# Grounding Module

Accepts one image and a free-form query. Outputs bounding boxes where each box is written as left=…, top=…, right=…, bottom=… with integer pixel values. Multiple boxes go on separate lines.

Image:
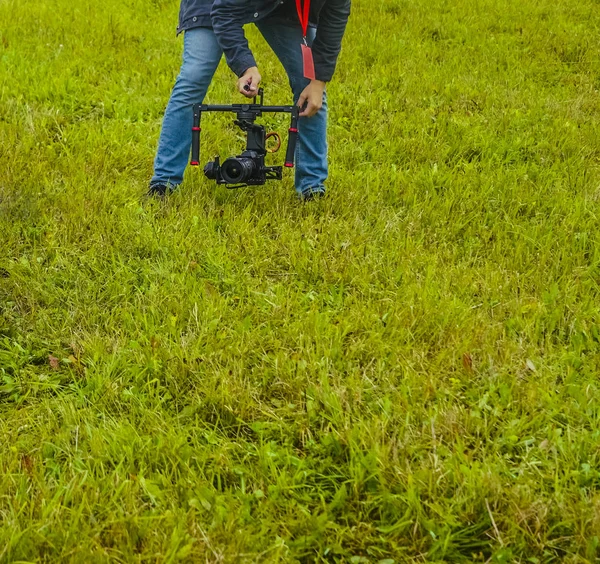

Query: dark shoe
left=299, top=187, right=326, bottom=202
left=147, top=184, right=171, bottom=198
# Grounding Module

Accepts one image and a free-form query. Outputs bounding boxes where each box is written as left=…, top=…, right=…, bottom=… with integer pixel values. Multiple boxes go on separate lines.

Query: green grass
left=2, top=0, right=600, bottom=561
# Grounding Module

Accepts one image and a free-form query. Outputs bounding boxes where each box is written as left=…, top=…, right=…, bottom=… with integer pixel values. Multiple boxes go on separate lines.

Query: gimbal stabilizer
left=190, top=88, right=299, bottom=188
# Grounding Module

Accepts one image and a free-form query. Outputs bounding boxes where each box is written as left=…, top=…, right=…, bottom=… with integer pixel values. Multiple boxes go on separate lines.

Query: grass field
left=2, top=0, right=600, bottom=561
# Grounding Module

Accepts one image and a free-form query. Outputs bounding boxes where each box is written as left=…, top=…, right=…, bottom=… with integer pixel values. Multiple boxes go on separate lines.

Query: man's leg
left=255, top=21, right=328, bottom=198
left=151, top=27, right=222, bottom=191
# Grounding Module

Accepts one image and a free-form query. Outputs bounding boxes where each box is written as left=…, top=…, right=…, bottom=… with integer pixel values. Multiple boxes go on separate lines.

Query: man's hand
left=298, top=80, right=326, bottom=117
left=238, top=66, right=262, bottom=97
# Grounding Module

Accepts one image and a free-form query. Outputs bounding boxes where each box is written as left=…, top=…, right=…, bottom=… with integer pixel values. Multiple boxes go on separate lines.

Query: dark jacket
left=178, top=0, right=212, bottom=33
left=211, top=0, right=351, bottom=82
left=177, top=0, right=310, bottom=34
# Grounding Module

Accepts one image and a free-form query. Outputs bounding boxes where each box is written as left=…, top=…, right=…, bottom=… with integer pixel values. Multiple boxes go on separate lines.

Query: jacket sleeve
left=211, top=0, right=257, bottom=77
left=312, top=0, right=351, bottom=82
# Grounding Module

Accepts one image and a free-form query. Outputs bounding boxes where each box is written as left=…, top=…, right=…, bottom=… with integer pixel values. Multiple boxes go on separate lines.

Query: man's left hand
left=298, top=80, right=326, bottom=117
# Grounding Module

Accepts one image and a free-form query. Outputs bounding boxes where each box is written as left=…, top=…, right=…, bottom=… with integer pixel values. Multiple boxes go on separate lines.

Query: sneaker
left=147, top=184, right=171, bottom=198
left=299, top=187, right=326, bottom=201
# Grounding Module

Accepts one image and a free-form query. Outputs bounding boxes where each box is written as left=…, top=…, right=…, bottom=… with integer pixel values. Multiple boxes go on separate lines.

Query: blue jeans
left=151, top=24, right=328, bottom=196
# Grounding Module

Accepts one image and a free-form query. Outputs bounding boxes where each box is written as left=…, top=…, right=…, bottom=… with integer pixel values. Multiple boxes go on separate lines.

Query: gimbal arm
left=284, top=107, right=299, bottom=168
left=190, top=101, right=300, bottom=168
left=191, top=105, right=202, bottom=166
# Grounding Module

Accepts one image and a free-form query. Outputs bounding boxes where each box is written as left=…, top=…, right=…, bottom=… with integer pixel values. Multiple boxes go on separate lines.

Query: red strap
left=295, top=0, right=310, bottom=38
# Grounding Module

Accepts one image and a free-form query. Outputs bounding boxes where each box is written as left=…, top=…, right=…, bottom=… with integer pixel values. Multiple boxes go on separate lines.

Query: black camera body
left=204, top=152, right=281, bottom=186
left=191, top=89, right=299, bottom=189
left=203, top=121, right=282, bottom=186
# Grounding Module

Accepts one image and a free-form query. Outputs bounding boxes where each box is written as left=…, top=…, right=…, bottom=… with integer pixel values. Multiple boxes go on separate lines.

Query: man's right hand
left=238, top=67, right=262, bottom=97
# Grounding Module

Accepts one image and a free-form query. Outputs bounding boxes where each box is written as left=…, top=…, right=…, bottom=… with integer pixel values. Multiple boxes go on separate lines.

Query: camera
left=190, top=88, right=299, bottom=189
left=203, top=153, right=276, bottom=186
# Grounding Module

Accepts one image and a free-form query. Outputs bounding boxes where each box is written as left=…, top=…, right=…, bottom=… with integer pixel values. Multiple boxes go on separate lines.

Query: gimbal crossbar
left=190, top=89, right=300, bottom=188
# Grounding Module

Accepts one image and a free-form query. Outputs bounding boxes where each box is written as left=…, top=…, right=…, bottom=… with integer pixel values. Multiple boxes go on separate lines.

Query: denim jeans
left=151, top=23, right=328, bottom=196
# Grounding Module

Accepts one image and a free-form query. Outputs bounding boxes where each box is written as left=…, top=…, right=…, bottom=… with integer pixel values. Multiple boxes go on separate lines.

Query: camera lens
left=221, top=157, right=255, bottom=184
